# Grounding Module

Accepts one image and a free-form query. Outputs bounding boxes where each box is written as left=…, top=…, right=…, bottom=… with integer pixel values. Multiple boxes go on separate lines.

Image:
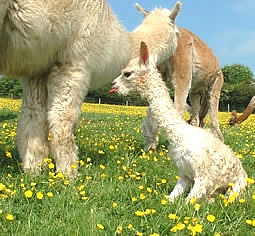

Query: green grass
left=0, top=107, right=254, bottom=236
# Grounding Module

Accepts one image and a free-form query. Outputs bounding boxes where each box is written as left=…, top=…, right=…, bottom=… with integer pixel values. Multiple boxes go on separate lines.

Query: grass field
left=0, top=98, right=254, bottom=235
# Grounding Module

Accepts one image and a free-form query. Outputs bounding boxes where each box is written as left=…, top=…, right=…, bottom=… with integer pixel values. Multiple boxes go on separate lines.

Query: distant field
left=0, top=98, right=254, bottom=235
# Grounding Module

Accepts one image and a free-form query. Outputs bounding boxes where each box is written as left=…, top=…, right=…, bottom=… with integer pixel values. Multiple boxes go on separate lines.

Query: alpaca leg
left=198, top=95, right=209, bottom=127
left=189, top=92, right=201, bottom=126
left=208, top=73, right=224, bottom=141
left=231, top=174, right=248, bottom=195
left=168, top=175, right=192, bottom=201
left=142, top=106, right=159, bottom=152
left=174, top=88, right=190, bottom=118
left=47, top=64, right=89, bottom=176
left=16, top=78, right=49, bottom=173
left=186, top=178, right=213, bottom=202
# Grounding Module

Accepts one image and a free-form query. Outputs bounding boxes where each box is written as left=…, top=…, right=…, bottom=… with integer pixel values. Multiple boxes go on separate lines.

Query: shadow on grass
left=0, top=109, right=19, bottom=122
left=0, top=148, right=22, bottom=176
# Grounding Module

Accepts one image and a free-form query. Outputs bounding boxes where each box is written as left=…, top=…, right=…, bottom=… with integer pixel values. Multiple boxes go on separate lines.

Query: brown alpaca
left=229, top=96, right=255, bottom=126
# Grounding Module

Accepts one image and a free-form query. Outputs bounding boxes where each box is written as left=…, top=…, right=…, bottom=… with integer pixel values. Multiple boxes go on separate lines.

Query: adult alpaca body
left=229, top=96, right=255, bottom=126
left=111, top=42, right=247, bottom=201
left=0, top=0, right=181, bottom=175
left=136, top=4, right=224, bottom=151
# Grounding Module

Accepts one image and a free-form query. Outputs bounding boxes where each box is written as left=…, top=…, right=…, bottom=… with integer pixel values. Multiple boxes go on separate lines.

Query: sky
left=108, top=0, right=255, bottom=76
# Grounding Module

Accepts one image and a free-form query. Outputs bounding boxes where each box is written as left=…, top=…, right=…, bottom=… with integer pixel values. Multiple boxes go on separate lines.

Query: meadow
left=0, top=98, right=254, bottom=235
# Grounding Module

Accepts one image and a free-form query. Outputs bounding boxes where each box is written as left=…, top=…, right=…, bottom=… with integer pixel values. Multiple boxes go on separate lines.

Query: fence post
left=126, top=101, right=128, bottom=106
left=227, top=104, right=230, bottom=112
left=99, top=98, right=101, bottom=104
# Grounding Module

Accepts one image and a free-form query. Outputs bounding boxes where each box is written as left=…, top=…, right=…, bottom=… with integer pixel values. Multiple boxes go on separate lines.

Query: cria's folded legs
left=16, top=78, right=49, bottom=173
left=47, top=64, right=89, bottom=176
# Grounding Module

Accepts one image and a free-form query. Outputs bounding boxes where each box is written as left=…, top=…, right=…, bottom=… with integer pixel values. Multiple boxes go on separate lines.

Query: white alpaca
left=0, top=0, right=181, bottom=176
left=111, top=42, right=248, bottom=201
left=136, top=4, right=224, bottom=151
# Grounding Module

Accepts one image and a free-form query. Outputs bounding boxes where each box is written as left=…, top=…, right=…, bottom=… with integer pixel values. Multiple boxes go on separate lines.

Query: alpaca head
left=135, top=1, right=182, bottom=38
left=110, top=42, right=159, bottom=96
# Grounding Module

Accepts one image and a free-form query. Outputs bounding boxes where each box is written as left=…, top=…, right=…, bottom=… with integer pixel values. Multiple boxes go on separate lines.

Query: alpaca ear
left=139, top=41, right=149, bottom=66
left=169, top=1, right=182, bottom=21
left=135, top=3, right=149, bottom=17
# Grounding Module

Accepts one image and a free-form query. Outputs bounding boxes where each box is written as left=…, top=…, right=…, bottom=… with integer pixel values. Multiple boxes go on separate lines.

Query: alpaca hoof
left=144, top=143, right=157, bottom=152
left=166, top=195, right=175, bottom=203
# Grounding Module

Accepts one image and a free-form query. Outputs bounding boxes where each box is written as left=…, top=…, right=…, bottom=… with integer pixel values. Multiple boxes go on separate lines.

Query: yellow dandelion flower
left=161, top=179, right=167, bottom=184
left=176, top=222, right=185, bottom=230
left=24, top=190, right=33, bottom=198
left=147, top=188, right=152, bottom=193
left=47, top=192, right=53, bottom=197
left=246, top=219, right=252, bottom=225
left=112, top=203, right=118, bottom=208
left=56, top=172, right=64, bottom=178
left=228, top=183, right=234, bottom=187
left=193, top=224, right=203, bottom=233
left=109, top=145, right=114, bottom=150
left=175, top=176, right=181, bottom=180
left=246, top=178, right=255, bottom=184
left=168, top=214, right=179, bottom=220
left=0, top=183, right=6, bottom=191
left=135, top=210, right=144, bottom=217
left=128, top=224, right=133, bottom=229
left=48, top=163, right=54, bottom=169
left=97, top=224, right=104, bottom=230
left=30, top=182, right=36, bottom=187
left=138, top=185, right=144, bottom=190
left=132, top=197, right=137, bottom=202
left=86, top=176, right=92, bottom=180
left=136, top=232, right=143, bottom=236
left=190, top=197, right=196, bottom=204
left=36, top=192, right=43, bottom=200
left=144, top=209, right=151, bottom=215
left=80, top=191, right=86, bottom=196
left=161, top=199, right=167, bottom=205
left=116, top=226, right=122, bottom=234
left=239, top=199, right=245, bottom=203
left=253, top=194, right=255, bottom=200
left=98, top=150, right=104, bottom=155
left=100, top=165, right=105, bottom=170
left=6, top=214, right=14, bottom=221
left=139, top=193, right=145, bottom=200
left=151, top=209, right=156, bottom=214
left=194, top=203, right=200, bottom=211
left=71, top=164, right=77, bottom=169
left=170, top=226, right=178, bottom=233
left=207, top=214, right=216, bottom=222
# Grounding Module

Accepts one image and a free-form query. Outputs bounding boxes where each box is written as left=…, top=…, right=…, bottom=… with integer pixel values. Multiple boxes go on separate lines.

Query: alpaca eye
left=124, top=71, right=132, bottom=78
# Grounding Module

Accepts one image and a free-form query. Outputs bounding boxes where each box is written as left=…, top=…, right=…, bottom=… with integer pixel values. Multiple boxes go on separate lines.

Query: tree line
left=0, top=64, right=254, bottom=112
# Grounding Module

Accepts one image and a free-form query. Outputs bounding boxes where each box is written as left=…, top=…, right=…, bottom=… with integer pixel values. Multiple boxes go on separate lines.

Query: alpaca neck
left=142, top=71, right=185, bottom=135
